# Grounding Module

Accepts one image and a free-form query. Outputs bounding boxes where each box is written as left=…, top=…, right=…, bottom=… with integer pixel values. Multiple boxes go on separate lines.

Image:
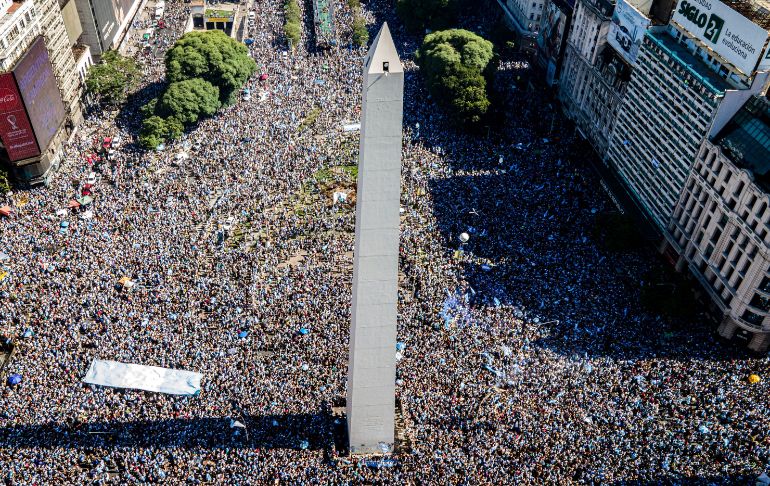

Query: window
left=742, top=309, right=765, bottom=326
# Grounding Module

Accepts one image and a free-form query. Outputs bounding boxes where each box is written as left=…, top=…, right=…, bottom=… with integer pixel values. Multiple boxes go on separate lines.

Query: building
left=559, top=0, right=673, bottom=155
left=605, top=1, right=770, bottom=231
left=190, top=2, right=236, bottom=36
left=665, top=96, right=770, bottom=352
left=497, top=0, right=546, bottom=51
left=34, top=0, right=86, bottom=126
left=73, top=0, right=142, bottom=57
left=535, top=0, right=573, bottom=85
left=0, top=0, right=40, bottom=71
left=0, top=0, right=89, bottom=184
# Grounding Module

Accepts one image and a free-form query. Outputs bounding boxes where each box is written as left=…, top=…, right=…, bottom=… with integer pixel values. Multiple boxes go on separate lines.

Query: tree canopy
left=84, top=51, right=140, bottom=106
left=139, top=116, right=184, bottom=149
left=396, top=0, right=458, bottom=32
left=157, top=79, right=221, bottom=124
left=165, top=30, right=256, bottom=104
left=415, top=29, right=495, bottom=124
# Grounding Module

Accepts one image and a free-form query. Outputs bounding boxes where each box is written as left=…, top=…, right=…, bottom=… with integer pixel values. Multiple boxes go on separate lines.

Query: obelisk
left=346, top=22, right=404, bottom=455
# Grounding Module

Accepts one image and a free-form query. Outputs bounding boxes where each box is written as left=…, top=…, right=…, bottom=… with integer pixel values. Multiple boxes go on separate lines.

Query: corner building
left=666, top=96, right=770, bottom=352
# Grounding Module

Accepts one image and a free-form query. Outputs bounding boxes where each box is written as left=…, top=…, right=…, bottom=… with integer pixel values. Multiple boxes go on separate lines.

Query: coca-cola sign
left=0, top=72, right=40, bottom=161
left=0, top=88, right=18, bottom=111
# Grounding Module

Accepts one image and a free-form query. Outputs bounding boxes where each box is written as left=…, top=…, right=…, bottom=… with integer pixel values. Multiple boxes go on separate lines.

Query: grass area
left=340, top=165, right=358, bottom=179
left=205, top=9, right=234, bottom=18
left=298, top=106, right=322, bottom=132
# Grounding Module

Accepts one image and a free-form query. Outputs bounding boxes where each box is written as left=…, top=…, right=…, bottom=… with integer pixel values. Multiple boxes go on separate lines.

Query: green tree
left=0, top=165, right=10, bottom=193
left=139, top=116, right=184, bottom=149
left=157, top=79, right=221, bottom=124
left=397, top=0, right=458, bottom=32
left=284, top=0, right=301, bottom=47
left=165, top=30, right=256, bottom=104
left=415, top=29, right=495, bottom=124
left=352, top=17, right=368, bottom=47
left=84, top=51, right=140, bottom=106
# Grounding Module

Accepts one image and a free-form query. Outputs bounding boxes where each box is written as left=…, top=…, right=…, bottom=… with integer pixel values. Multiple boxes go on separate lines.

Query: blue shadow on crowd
left=425, top=165, right=746, bottom=361
left=0, top=413, right=343, bottom=451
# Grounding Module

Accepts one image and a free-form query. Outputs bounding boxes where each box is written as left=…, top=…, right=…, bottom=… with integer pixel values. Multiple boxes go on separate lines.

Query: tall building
left=535, top=0, right=573, bottom=86
left=74, top=0, right=142, bottom=57
left=0, top=0, right=40, bottom=71
left=605, top=1, right=770, bottom=231
left=34, top=0, right=84, bottom=126
left=496, top=0, right=546, bottom=51
left=559, top=0, right=673, bottom=154
left=665, top=96, right=770, bottom=352
left=0, top=0, right=89, bottom=184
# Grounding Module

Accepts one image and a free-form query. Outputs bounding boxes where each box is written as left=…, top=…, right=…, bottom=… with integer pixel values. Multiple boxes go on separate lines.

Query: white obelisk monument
left=346, top=22, right=404, bottom=455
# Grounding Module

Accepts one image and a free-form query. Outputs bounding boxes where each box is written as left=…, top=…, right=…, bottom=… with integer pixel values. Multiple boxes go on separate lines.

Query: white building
left=0, top=0, right=41, bottom=71
left=497, top=0, right=545, bottom=51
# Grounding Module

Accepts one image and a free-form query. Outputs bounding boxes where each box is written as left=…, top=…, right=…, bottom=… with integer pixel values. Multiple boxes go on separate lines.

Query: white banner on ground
left=83, top=359, right=202, bottom=396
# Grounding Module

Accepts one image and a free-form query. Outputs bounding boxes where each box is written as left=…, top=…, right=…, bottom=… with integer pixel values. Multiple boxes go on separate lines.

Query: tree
left=84, top=51, right=139, bottom=106
left=139, top=116, right=183, bottom=149
left=0, top=166, right=10, bottom=193
left=284, top=0, right=301, bottom=47
left=415, top=29, right=495, bottom=125
left=157, top=79, right=221, bottom=124
left=397, top=0, right=458, bottom=32
left=165, top=30, right=257, bottom=104
left=352, top=16, right=368, bottom=47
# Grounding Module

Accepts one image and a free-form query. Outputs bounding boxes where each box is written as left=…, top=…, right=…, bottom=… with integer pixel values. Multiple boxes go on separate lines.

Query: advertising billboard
left=536, top=1, right=567, bottom=83
left=672, top=0, right=768, bottom=74
left=13, top=37, right=66, bottom=154
left=608, top=0, right=650, bottom=64
left=0, top=73, right=40, bottom=161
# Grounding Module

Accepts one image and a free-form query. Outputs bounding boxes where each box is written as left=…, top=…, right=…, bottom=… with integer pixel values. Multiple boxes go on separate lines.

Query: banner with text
left=671, top=0, right=768, bottom=74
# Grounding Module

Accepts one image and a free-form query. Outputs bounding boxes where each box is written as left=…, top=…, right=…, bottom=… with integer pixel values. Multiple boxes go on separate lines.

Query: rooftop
left=646, top=29, right=732, bottom=95
left=714, top=96, right=770, bottom=191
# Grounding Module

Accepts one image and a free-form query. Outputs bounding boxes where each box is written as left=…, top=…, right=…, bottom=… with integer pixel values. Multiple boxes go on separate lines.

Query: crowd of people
left=0, top=0, right=768, bottom=483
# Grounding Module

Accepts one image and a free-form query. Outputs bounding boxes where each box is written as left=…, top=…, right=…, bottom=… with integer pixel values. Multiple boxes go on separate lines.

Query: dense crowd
left=0, top=0, right=768, bottom=483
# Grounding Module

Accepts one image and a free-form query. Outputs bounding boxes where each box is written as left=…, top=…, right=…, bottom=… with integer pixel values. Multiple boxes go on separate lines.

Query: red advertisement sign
left=0, top=72, right=39, bottom=161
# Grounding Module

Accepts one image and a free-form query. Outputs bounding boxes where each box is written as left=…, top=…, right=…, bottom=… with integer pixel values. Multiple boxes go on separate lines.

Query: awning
left=83, top=360, right=202, bottom=396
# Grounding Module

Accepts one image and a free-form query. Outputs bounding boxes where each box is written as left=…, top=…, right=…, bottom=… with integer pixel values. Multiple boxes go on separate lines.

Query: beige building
left=665, top=96, right=770, bottom=352
left=74, top=0, right=142, bottom=57
left=33, top=0, right=85, bottom=126
left=559, top=0, right=625, bottom=155
left=0, top=0, right=40, bottom=71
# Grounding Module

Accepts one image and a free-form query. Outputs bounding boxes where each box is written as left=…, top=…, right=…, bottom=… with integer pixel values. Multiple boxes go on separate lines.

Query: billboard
left=536, top=1, right=567, bottom=79
left=672, top=0, right=769, bottom=74
left=0, top=73, right=40, bottom=161
left=608, top=0, right=650, bottom=64
left=13, top=37, right=66, bottom=154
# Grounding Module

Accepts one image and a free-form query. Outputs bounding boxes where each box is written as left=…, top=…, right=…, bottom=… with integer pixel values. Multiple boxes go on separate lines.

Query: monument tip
left=366, top=23, right=403, bottom=75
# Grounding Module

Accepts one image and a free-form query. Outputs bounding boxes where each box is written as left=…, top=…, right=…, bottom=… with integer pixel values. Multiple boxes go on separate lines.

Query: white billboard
left=608, top=0, right=651, bottom=64
left=672, top=0, right=769, bottom=74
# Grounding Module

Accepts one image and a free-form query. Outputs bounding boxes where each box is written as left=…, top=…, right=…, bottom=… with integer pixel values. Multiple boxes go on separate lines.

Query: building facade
left=497, top=0, right=545, bottom=51
left=605, top=23, right=769, bottom=230
left=0, top=0, right=90, bottom=184
left=74, top=0, right=141, bottom=57
left=0, top=0, right=41, bottom=71
left=34, top=0, right=84, bottom=126
left=665, top=96, right=770, bottom=352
